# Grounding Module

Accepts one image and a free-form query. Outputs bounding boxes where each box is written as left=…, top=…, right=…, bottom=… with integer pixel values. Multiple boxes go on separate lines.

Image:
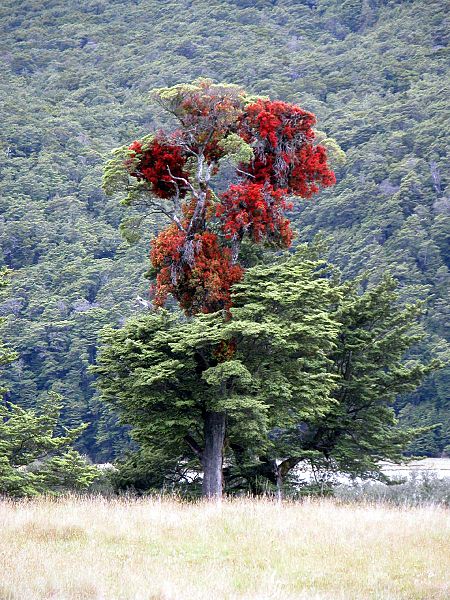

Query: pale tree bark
left=202, top=411, right=226, bottom=499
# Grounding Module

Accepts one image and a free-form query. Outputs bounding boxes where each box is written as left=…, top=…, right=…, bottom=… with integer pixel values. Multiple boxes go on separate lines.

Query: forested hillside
left=0, top=0, right=448, bottom=460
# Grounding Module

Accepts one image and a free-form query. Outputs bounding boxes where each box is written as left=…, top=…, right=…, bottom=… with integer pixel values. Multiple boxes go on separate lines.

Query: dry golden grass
left=0, top=496, right=448, bottom=600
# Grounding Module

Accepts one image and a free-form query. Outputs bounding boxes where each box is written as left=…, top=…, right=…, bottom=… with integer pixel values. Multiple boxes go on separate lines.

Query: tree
left=0, top=396, right=99, bottom=497
left=236, top=275, right=438, bottom=495
left=0, top=270, right=99, bottom=497
left=103, top=79, right=335, bottom=315
left=101, top=79, right=335, bottom=496
left=93, top=250, right=340, bottom=497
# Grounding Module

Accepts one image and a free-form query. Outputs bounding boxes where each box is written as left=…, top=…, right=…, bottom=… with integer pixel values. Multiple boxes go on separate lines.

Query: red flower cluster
left=240, top=99, right=336, bottom=197
left=150, top=227, right=243, bottom=315
left=243, top=99, right=316, bottom=149
left=123, top=89, right=336, bottom=316
left=128, top=137, right=190, bottom=199
left=218, top=182, right=293, bottom=247
left=290, top=144, right=336, bottom=198
left=149, top=224, right=186, bottom=307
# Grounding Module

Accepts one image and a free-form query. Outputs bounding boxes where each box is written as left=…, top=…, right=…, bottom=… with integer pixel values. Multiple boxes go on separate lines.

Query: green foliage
left=93, top=249, right=341, bottom=487
left=300, top=276, right=439, bottom=477
left=218, top=133, right=254, bottom=166
left=224, top=268, right=438, bottom=494
left=95, top=248, right=436, bottom=493
left=0, top=394, right=99, bottom=497
left=0, top=0, right=448, bottom=457
left=0, top=270, right=18, bottom=374
left=398, top=399, right=450, bottom=457
left=111, top=448, right=201, bottom=495
left=1, top=272, right=100, bottom=497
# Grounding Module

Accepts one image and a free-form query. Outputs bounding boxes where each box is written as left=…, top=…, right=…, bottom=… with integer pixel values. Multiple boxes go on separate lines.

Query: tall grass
left=0, top=496, right=448, bottom=599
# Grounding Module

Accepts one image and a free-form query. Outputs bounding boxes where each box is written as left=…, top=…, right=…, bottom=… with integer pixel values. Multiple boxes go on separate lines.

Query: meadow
left=0, top=496, right=448, bottom=600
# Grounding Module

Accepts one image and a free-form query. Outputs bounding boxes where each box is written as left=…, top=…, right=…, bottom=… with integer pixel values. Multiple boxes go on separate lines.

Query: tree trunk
left=202, top=411, right=226, bottom=499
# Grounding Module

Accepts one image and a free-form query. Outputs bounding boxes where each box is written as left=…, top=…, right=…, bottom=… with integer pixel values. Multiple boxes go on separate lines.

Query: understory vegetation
left=335, top=472, right=450, bottom=507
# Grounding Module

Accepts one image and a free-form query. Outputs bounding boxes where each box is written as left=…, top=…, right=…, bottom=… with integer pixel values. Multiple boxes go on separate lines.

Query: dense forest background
left=0, top=0, right=448, bottom=461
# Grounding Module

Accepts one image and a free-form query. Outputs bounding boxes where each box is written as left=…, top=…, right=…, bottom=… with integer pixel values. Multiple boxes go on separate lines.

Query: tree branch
left=184, top=435, right=203, bottom=460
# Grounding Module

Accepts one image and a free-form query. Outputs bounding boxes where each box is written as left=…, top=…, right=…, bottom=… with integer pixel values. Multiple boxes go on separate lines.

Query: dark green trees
left=93, top=252, right=340, bottom=497
left=0, top=396, right=99, bottom=497
left=316, top=277, right=436, bottom=475
left=0, top=271, right=99, bottom=497
left=1, top=0, right=448, bottom=459
left=94, top=249, right=435, bottom=496
left=243, top=275, right=438, bottom=494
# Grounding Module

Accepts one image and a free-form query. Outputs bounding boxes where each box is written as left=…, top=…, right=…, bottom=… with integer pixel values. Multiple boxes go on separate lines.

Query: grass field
left=0, top=496, right=448, bottom=600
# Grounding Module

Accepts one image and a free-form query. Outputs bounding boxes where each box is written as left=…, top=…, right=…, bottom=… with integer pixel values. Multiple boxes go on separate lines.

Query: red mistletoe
left=240, top=99, right=336, bottom=197
left=218, top=182, right=293, bottom=247
left=115, top=81, right=336, bottom=315
left=150, top=227, right=242, bottom=315
left=128, top=136, right=190, bottom=199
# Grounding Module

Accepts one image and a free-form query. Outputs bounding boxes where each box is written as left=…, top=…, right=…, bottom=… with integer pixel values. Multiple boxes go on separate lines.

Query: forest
left=0, top=0, right=448, bottom=480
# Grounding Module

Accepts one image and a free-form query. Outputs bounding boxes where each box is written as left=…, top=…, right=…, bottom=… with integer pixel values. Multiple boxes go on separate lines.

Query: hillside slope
left=0, top=0, right=448, bottom=458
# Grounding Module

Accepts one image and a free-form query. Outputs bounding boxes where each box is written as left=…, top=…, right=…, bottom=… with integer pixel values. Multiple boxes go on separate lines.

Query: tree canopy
left=95, top=249, right=435, bottom=497
left=103, top=79, right=335, bottom=315
left=94, top=250, right=341, bottom=496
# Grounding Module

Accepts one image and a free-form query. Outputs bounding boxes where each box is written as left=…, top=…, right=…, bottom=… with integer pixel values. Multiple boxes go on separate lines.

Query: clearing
left=0, top=496, right=448, bottom=600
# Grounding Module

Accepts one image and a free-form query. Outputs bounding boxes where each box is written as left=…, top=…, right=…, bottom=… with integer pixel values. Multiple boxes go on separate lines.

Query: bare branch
left=184, top=435, right=203, bottom=459
left=236, top=167, right=255, bottom=178
left=167, top=165, right=197, bottom=196
left=140, top=197, right=185, bottom=231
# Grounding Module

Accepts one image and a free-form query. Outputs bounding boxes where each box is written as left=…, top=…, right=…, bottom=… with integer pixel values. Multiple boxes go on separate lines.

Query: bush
left=334, top=472, right=450, bottom=507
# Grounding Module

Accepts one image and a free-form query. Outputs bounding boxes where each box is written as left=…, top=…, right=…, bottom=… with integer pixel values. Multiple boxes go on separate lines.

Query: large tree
left=235, top=275, right=437, bottom=495
left=101, top=80, right=335, bottom=497
left=93, top=251, right=340, bottom=497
